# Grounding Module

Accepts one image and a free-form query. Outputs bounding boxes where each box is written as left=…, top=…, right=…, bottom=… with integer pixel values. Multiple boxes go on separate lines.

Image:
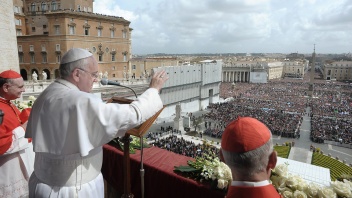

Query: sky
left=93, top=0, right=352, bottom=55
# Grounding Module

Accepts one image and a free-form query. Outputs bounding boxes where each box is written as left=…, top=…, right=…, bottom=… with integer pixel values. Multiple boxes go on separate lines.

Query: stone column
left=0, top=0, right=20, bottom=72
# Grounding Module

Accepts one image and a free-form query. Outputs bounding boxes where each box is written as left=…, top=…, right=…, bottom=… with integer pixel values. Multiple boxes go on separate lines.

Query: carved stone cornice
left=68, top=22, right=76, bottom=27
left=83, top=24, right=91, bottom=28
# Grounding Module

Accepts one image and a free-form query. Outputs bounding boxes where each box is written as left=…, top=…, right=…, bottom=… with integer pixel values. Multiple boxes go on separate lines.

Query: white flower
left=318, top=187, right=337, bottom=198
left=28, top=95, right=36, bottom=101
left=296, top=177, right=308, bottom=191
left=304, top=182, right=320, bottom=197
left=343, top=179, right=352, bottom=189
left=330, top=180, right=352, bottom=198
left=271, top=175, right=287, bottom=189
left=282, top=190, right=293, bottom=198
left=219, top=162, right=232, bottom=180
left=217, top=179, right=227, bottom=189
left=286, top=174, right=299, bottom=189
left=18, top=102, right=28, bottom=110
left=274, top=163, right=289, bottom=178
left=293, top=190, right=307, bottom=198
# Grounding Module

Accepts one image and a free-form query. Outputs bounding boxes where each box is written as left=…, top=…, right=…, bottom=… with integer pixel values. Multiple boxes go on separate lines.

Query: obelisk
left=308, top=45, right=316, bottom=97
left=173, top=103, right=184, bottom=134
left=0, top=0, right=20, bottom=72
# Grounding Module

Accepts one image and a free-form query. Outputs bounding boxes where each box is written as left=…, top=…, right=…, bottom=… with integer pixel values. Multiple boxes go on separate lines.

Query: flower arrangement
left=174, top=153, right=232, bottom=190
left=111, top=135, right=150, bottom=154
left=13, top=96, right=36, bottom=110
left=271, top=163, right=352, bottom=198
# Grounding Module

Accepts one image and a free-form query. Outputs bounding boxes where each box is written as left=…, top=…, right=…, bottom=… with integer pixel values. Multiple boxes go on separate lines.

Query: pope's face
left=77, top=57, right=99, bottom=93
left=6, top=78, right=25, bottom=100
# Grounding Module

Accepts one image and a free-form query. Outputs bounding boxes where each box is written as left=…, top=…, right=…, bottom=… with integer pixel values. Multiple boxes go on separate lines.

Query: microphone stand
left=117, top=84, right=138, bottom=100
left=113, top=82, right=145, bottom=198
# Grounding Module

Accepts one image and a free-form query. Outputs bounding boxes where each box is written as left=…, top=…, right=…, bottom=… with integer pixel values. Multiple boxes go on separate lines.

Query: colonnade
left=222, top=71, right=250, bottom=82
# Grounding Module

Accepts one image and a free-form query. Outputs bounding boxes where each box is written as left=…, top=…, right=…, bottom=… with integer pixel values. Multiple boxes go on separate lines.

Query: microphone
left=100, top=78, right=137, bottom=98
left=100, top=78, right=120, bottom=86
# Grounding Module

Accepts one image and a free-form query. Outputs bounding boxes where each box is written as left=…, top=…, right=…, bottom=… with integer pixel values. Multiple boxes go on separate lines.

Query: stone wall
left=0, top=0, right=20, bottom=72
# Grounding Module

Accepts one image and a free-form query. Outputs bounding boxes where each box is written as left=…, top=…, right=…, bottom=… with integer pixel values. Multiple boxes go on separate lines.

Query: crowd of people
left=311, top=117, right=352, bottom=144
left=203, top=100, right=302, bottom=139
left=148, top=134, right=220, bottom=159
left=211, top=72, right=351, bottom=144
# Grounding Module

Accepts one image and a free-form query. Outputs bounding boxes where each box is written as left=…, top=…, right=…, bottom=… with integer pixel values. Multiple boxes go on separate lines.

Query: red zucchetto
left=0, top=70, right=22, bottom=79
left=221, top=117, right=271, bottom=153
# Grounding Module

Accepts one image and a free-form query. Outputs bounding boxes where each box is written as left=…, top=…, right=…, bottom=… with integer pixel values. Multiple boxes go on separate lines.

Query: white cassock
left=0, top=127, right=34, bottom=197
left=26, top=79, right=163, bottom=198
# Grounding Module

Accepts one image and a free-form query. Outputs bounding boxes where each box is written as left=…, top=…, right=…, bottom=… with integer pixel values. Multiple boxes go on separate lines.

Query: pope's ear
left=72, top=68, right=80, bottom=81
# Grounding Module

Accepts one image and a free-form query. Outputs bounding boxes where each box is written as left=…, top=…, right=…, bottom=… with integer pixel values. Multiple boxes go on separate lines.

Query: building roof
left=45, top=9, right=130, bottom=24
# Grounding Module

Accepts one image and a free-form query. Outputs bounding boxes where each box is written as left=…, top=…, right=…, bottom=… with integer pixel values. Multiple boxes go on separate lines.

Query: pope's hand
left=149, top=70, right=168, bottom=92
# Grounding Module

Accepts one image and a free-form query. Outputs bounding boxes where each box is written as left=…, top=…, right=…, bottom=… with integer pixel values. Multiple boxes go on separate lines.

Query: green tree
left=191, top=116, right=203, bottom=132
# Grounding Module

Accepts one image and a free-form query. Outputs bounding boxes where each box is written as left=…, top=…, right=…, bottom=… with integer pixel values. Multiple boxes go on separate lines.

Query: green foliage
left=315, top=147, right=321, bottom=153
left=274, top=145, right=290, bottom=159
left=174, top=165, right=201, bottom=173
left=311, top=152, right=352, bottom=181
left=111, top=136, right=150, bottom=154
left=191, top=116, right=203, bottom=132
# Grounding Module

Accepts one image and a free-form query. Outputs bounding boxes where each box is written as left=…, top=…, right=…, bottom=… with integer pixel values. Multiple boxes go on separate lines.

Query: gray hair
left=59, top=56, right=92, bottom=79
left=222, top=138, right=274, bottom=177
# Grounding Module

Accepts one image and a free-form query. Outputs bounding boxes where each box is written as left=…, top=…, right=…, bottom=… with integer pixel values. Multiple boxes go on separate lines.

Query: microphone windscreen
left=101, top=78, right=108, bottom=85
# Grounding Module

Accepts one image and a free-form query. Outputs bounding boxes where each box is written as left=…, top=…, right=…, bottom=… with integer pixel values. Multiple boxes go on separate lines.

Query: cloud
left=93, top=0, right=138, bottom=21
left=94, top=0, right=352, bottom=54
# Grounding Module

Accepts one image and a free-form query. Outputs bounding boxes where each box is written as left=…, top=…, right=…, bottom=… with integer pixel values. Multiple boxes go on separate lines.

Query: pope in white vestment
left=25, top=48, right=168, bottom=198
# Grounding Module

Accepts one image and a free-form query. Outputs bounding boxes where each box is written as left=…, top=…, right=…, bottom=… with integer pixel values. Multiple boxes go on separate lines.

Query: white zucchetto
left=60, top=48, right=93, bottom=64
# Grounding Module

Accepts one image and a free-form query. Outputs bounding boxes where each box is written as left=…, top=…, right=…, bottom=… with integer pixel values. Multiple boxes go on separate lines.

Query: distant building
left=129, top=57, right=179, bottom=80
left=264, top=62, right=284, bottom=80
left=286, top=52, right=305, bottom=60
left=156, top=60, right=222, bottom=118
left=222, top=61, right=259, bottom=82
left=282, top=60, right=308, bottom=78
left=13, top=0, right=131, bottom=81
left=221, top=56, right=308, bottom=83
left=322, top=61, right=352, bottom=81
